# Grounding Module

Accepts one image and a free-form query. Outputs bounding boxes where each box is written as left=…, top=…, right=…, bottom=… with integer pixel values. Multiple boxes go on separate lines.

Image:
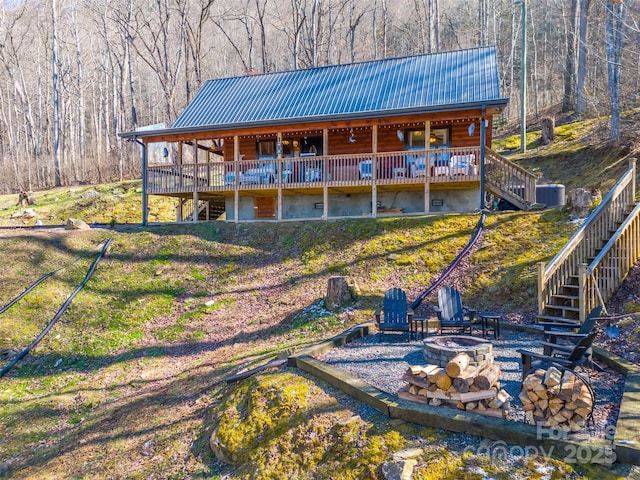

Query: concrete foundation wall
left=223, top=187, right=480, bottom=221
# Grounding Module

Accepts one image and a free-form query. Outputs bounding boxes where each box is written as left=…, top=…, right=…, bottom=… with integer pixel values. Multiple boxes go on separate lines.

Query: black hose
left=409, top=212, right=486, bottom=310
left=0, top=252, right=93, bottom=316
left=0, top=238, right=113, bottom=378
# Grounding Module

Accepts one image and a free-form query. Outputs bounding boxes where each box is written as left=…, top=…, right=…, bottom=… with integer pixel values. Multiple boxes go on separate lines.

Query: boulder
left=10, top=208, right=36, bottom=219
left=65, top=218, right=91, bottom=230
left=209, top=426, right=236, bottom=465
left=17, top=191, right=36, bottom=207
left=381, top=459, right=418, bottom=480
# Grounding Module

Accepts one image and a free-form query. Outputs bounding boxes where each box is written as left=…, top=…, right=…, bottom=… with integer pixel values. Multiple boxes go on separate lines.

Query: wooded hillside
left=0, top=0, right=634, bottom=193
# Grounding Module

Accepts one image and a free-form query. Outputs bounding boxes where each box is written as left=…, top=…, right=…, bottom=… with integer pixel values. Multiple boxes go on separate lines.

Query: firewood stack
left=519, top=366, right=593, bottom=432
left=398, top=352, right=511, bottom=418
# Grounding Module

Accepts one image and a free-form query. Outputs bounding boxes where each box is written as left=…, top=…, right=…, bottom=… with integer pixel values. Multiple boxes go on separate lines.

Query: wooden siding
left=205, top=115, right=494, bottom=163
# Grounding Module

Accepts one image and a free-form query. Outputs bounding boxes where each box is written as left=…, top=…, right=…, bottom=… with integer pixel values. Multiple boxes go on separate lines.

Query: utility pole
left=515, top=0, right=527, bottom=153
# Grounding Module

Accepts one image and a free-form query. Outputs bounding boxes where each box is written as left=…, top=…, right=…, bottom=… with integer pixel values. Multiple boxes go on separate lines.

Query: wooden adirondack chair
left=541, top=305, right=602, bottom=354
left=518, top=330, right=598, bottom=378
left=435, top=286, right=474, bottom=335
left=375, top=288, right=414, bottom=341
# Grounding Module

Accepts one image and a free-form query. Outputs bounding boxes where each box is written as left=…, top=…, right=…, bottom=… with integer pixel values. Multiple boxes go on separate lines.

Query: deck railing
left=484, top=147, right=537, bottom=210
left=538, top=159, right=638, bottom=321
left=146, top=147, right=482, bottom=194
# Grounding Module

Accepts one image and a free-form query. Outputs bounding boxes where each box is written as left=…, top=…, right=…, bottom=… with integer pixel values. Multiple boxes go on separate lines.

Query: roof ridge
left=202, top=45, right=498, bottom=85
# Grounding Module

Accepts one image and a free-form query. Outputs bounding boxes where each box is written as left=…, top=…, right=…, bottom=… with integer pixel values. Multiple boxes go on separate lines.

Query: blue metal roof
left=169, top=46, right=507, bottom=132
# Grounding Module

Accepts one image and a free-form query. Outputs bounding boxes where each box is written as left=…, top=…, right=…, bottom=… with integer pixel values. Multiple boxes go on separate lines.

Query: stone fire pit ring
left=423, top=335, right=493, bottom=368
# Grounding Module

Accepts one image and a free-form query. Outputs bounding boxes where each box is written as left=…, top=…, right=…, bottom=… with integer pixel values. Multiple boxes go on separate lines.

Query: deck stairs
left=537, top=159, right=640, bottom=326
left=483, top=148, right=537, bottom=211
left=183, top=197, right=226, bottom=222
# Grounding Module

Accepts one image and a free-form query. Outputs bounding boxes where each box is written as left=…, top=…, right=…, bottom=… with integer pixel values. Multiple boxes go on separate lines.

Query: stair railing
left=538, top=159, right=637, bottom=321
left=484, top=147, right=537, bottom=210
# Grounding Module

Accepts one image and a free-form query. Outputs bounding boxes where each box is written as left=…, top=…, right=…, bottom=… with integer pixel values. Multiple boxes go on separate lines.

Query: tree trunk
left=51, top=0, right=61, bottom=187
left=562, top=0, right=578, bottom=113
left=606, top=1, right=624, bottom=140
left=575, top=0, right=591, bottom=116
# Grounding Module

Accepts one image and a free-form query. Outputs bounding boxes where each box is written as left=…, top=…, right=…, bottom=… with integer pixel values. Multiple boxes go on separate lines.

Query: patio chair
left=358, top=160, right=373, bottom=180
left=540, top=305, right=602, bottom=353
left=435, top=286, right=475, bottom=335
left=518, top=330, right=598, bottom=378
left=375, top=288, right=414, bottom=342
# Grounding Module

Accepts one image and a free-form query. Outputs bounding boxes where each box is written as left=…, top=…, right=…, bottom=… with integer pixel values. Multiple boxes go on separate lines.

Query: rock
left=65, top=218, right=91, bottom=230
left=381, top=459, right=418, bottom=480
left=325, top=276, right=359, bottom=310
left=392, top=448, right=423, bottom=461
left=84, top=189, right=100, bottom=199
left=10, top=208, right=36, bottom=219
left=209, top=425, right=236, bottom=465
left=567, top=188, right=601, bottom=219
left=35, top=220, right=44, bottom=226
left=17, top=191, right=36, bottom=207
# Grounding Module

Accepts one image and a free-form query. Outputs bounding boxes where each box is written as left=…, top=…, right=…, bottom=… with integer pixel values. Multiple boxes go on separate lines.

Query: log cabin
left=119, top=46, right=536, bottom=223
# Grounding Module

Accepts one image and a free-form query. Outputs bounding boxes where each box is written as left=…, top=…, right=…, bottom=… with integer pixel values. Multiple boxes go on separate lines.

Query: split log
left=452, top=376, right=470, bottom=394
left=519, top=368, right=593, bottom=432
left=543, top=366, right=562, bottom=387
left=445, top=353, right=471, bottom=378
left=474, top=364, right=501, bottom=390
left=434, top=370, right=452, bottom=391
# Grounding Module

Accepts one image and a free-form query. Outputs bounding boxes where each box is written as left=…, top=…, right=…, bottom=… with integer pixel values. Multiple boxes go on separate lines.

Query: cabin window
left=405, top=127, right=449, bottom=149
left=282, top=136, right=322, bottom=157
left=257, top=139, right=277, bottom=159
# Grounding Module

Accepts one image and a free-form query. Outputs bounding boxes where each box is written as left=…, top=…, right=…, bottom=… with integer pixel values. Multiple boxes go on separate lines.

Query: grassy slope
left=1, top=114, right=637, bottom=478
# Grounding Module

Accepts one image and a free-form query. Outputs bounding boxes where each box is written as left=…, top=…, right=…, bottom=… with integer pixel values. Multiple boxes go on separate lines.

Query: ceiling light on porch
left=430, top=133, right=437, bottom=144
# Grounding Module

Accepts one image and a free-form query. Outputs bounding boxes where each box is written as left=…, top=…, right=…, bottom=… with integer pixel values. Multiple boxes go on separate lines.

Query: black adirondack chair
left=541, top=305, right=602, bottom=355
left=518, top=330, right=598, bottom=378
left=435, top=286, right=474, bottom=335
left=375, top=288, right=414, bottom=341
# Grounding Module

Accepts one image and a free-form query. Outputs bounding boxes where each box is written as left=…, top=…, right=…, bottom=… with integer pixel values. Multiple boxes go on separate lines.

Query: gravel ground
left=316, top=327, right=625, bottom=440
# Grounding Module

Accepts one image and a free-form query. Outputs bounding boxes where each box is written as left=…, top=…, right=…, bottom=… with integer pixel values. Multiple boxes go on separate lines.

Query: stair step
left=551, top=294, right=579, bottom=301
left=547, top=304, right=580, bottom=312
left=536, top=315, right=581, bottom=325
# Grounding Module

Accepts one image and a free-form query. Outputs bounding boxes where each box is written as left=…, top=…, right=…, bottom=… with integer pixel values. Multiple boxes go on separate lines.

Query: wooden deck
left=148, top=147, right=481, bottom=195
left=148, top=146, right=537, bottom=212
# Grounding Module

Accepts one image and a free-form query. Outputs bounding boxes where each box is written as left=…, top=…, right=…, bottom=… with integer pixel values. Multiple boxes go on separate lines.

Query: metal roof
left=121, top=46, right=507, bottom=138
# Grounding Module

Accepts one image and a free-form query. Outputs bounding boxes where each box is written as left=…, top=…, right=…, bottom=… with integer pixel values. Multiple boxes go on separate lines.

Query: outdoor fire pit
left=423, top=335, right=493, bottom=368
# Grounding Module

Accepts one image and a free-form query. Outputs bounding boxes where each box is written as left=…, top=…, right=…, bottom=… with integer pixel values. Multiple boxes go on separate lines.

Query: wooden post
left=193, top=140, right=198, bottom=222
left=424, top=182, right=430, bottom=214
left=233, top=135, right=240, bottom=223
left=425, top=120, right=431, bottom=214
left=629, top=158, right=637, bottom=206
left=323, top=128, right=329, bottom=220
left=537, top=262, right=546, bottom=316
left=372, top=125, right=378, bottom=218
left=178, top=142, right=184, bottom=190
left=277, top=132, right=283, bottom=221
left=192, top=191, right=198, bottom=222
left=578, top=263, right=587, bottom=322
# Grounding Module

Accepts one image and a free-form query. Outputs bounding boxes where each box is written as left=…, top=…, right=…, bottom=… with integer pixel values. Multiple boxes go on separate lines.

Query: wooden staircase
left=537, top=159, right=640, bottom=325
left=484, top=147, right=537, bottom=211
left=181, top=196, right=226, bottom=222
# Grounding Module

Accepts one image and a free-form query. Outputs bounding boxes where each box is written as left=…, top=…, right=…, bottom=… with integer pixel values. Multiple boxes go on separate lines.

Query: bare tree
left=575, top=0, right=591, bottom=116
left=562, top=0, right=578, bottom=112
left=606, top=0, right=625, bottom=140
left=52, top=0, right=61, bottom=187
